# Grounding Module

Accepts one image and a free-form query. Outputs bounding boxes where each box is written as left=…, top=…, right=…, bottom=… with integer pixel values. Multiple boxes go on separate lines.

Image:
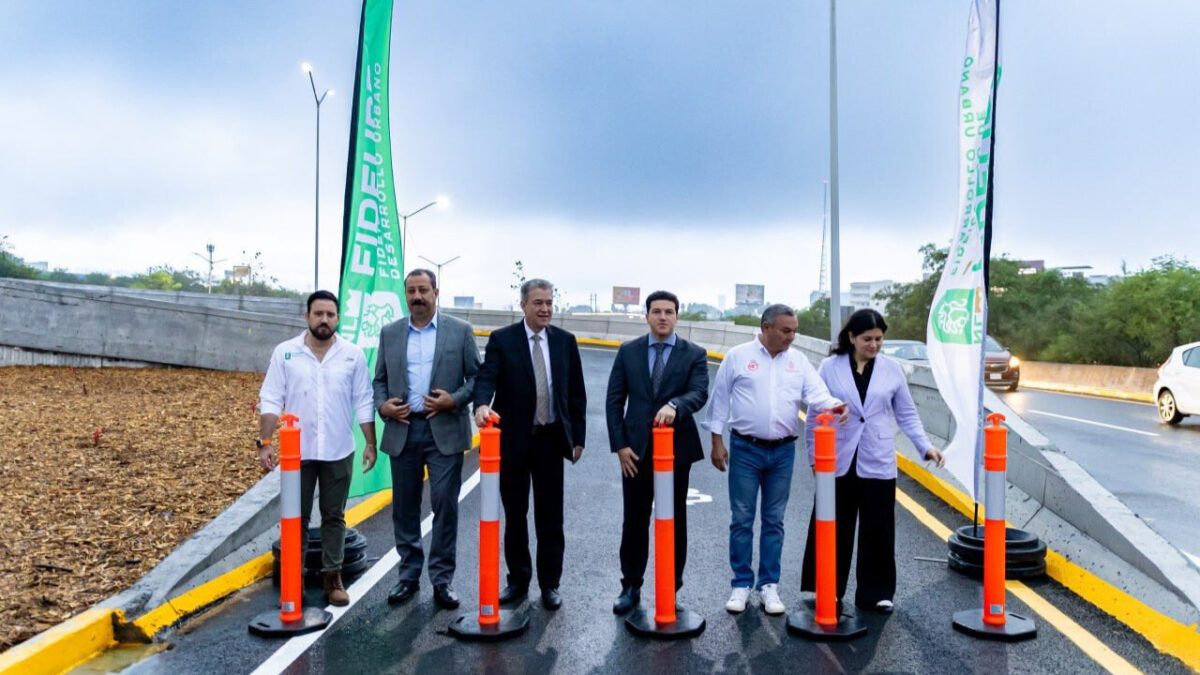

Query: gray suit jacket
left=373, top=312, right=480, bottom=457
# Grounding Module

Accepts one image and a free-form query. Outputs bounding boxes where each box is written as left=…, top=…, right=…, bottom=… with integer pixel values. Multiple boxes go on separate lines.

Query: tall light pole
left=193, top=243, right=227, bottom=294
left=302, top=62, right=333, bottom=292
left=401, top=196, right=449, bottom=274
left=418, top=254, right=460, bottom=307
left=828, top=0, right=843, bottom=343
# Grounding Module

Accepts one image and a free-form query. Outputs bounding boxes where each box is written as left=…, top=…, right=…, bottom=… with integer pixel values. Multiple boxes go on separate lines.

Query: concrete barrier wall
left=0, top=279, right=304, bottom=372
left=1022, top=360, right=1158, bottom=400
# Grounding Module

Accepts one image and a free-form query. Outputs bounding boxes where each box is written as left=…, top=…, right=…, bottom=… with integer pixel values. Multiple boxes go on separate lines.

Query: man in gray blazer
left=374, top=268, right=480, bottom=609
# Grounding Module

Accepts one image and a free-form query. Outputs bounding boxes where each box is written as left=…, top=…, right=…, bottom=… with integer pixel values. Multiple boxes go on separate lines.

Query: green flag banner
left=338, top=0, right=402, bottom=497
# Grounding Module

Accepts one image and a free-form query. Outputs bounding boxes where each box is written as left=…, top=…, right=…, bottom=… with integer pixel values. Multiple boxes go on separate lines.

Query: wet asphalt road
left=82, top=348, right=1192, bottom=674
left=998, top=387, right=1200, bottom=563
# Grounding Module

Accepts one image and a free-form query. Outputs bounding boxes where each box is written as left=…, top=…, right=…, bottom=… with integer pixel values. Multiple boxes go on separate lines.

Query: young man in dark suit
left=605, top=290, right=710, bottom=614
left=474, top=278, right=586, bottom=610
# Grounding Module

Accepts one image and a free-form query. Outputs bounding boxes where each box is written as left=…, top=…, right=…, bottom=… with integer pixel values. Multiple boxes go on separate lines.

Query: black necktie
left=651, top=342, right=666, bottom=397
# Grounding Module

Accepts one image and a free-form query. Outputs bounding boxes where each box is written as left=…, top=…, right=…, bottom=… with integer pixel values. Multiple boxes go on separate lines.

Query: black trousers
left=619, top=458, right=691, bottom=591
left=800, top=453, right=897, bottom=607
left=499, top=424, right=565, bottom=589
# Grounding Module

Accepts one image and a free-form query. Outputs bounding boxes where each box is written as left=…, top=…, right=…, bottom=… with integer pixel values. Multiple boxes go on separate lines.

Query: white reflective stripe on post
left=280, top=470, right=301, bottom=519
left=654, top=472, right=674, bottom=520
left=481, top=472, right=500, bottom=522
left=815, top=472, right=836, bottom=521
left=985, top=470, right=1005, bottom=518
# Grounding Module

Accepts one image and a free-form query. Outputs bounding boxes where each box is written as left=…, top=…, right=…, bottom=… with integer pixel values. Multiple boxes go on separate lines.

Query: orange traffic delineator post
left=449, top=415, right=529, bottom=641
left=952, top=413, right=1037, bottom=641
left=787, top=413, right=866, bottom=641
left=249, top=414, right=332, bottom=637
left=625, top=424, right=705, bottom=640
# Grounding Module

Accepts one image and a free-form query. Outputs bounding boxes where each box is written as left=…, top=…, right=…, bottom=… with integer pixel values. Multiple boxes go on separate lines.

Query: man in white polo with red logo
left=707, top=304, right=847, bottom=615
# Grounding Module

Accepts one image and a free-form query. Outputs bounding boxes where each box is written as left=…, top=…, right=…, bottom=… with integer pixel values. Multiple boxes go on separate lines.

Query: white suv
left=1154, top=341, right=1200, bottom=424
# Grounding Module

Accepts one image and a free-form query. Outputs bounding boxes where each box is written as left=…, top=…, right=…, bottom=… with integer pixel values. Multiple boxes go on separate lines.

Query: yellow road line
left=897, top=455, right=1200, bottom=671
left=894, top=489, right=1143, bottom=675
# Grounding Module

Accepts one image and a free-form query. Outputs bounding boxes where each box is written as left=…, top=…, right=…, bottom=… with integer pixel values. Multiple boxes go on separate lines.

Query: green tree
left=877, top=243, right=947, bottom=340
left=795, top=297, right=830, bottom=339
left=0, top=235, right=39, bottom=279
left=130, top=267, right=184, bottom=291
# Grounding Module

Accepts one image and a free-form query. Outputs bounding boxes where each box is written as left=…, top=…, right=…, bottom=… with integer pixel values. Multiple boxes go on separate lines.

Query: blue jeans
left=728, top=434, right=797, bottom=588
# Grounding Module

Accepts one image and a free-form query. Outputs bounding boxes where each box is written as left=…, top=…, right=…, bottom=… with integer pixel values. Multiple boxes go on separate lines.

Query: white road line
left=250, top=469, right=483, bottom=675
left=1026, top=409, right=1159, bottom=437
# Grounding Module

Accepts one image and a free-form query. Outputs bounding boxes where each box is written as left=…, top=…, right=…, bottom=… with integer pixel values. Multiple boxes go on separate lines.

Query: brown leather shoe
left=324, top=571, right=350, bottom=607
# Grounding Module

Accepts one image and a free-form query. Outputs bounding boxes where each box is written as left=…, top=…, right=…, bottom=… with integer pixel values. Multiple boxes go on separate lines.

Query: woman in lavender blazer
left=799, top=309, right=944, bottom=614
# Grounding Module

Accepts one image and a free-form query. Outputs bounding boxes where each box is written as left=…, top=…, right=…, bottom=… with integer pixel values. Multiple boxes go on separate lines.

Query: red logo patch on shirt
left=747, top=360, right=759, bottom=371
left=786, top=359, right=798, bottom=372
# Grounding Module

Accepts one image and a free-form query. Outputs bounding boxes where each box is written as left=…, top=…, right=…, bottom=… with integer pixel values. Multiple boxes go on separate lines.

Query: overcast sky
left=1, top=1, right=1197, bottom=310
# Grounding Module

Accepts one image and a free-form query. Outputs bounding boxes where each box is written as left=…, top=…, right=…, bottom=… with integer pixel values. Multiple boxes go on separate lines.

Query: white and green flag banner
left=927, top=0, right=1000, bottom=501
left=339, top=0, right=402, bottom=497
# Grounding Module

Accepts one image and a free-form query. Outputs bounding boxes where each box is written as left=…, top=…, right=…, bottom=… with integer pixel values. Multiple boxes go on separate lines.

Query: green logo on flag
left=931, top=288, right=983, bottom=345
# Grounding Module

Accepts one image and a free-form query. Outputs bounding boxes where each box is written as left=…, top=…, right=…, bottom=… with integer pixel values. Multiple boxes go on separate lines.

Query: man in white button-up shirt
left=706, top=304, right=846, bottom=615
left=258, top=290, right=377, bottom=607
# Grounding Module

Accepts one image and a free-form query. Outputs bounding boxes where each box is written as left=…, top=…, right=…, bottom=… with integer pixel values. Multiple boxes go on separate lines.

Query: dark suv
left=984, top=335, right=1020, bottom=391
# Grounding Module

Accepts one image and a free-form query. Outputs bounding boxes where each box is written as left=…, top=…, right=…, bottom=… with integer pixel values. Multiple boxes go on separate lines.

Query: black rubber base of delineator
left=447, top=610, right=530, bottom=641
left=625, top=607, right=706, bottom=640
left=786, top=610, right=868, bottom=641
left=952, top=608, right=1037, bottom=642
left=248, top=607, right=332, bottom=638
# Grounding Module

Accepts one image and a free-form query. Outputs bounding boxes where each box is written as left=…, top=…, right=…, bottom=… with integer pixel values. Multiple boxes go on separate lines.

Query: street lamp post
left=400, top=196, right=449, bottom=274
left=418, top=254, right=461, bottom=307
left=302, top=62, right=333, bottom=292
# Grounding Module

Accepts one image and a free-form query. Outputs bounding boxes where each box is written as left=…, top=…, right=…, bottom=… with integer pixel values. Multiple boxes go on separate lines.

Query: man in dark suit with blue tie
left=605, top=290, right=710, bottom=614
left=474, top=278, right=586, bottom=611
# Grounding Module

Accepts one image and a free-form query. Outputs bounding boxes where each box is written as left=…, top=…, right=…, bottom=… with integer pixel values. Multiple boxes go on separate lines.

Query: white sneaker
left=759, top=584, right=786, bottom=615
left=725, top=586, right=752, bottom=613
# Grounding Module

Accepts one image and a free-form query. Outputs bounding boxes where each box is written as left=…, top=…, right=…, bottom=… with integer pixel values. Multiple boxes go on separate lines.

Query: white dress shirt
left=707, top=337, right=843, bottom=440
left=259, top=332, right=375, bottom=461
left=524, top=320, right=556, bottom=423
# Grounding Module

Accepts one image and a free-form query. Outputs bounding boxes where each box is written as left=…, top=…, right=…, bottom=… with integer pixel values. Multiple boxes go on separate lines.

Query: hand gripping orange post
left=952, top=413, right=1037, bottom=641
left=625, top=422, right=705, bottom=640
left=787, top=413, right=866, bottom=641
left=449, top=414, right=529, bottom=641
left=249, top=414, right=331, bottom=637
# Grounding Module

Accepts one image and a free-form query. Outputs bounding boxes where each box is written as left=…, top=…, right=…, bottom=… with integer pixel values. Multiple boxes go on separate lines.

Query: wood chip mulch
left=0, top=366, right=265, bottom=652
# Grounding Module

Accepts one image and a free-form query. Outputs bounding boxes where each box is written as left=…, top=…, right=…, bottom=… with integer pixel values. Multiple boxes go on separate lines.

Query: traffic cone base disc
left=952, top=609, right=1037, bottom=642
left=624, top=607, right=706, bottom=640
left=248, top=607, right=332, bottom=638
left=447, top=610, right=530, bottom=641
left=785, top=610, right=867, bottom=641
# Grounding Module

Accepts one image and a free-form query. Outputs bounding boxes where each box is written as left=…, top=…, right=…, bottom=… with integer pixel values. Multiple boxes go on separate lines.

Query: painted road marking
left=894, top=489, right=1143, bottom=675
left=249, top=468, right=483, bottom=675
left=1025, top=409, right=1159, bottom=437
left=686, top=488, right=712, bottom=505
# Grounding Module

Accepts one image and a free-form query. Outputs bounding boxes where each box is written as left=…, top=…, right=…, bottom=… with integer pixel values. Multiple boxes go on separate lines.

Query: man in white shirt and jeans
left=257, top=290, right=377, bottom=607
left=707, top=304, right=847, bottom=615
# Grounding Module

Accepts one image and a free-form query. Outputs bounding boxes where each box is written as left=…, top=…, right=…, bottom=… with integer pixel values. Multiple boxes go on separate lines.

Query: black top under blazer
left=605, top=335, right=710, bottom=466
left=473, top=321, right=587, bottom=460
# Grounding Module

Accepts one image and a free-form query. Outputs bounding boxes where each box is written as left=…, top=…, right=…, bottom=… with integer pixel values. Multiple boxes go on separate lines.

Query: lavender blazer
left=804, top=354, right=933, bottom=479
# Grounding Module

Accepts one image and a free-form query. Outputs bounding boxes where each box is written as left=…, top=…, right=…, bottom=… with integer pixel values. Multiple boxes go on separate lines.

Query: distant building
left=808, top=289, right=829, bottom=308
left=1016, top=259, right=1045, bottom=275
left=1052, top=265, right=1093, bottom=279
left=846, top=280, right=894, bottom=313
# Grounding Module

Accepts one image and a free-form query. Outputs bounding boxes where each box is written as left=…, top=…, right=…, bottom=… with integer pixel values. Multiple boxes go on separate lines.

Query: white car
left=1154, top=341, right=1200, bottom=424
